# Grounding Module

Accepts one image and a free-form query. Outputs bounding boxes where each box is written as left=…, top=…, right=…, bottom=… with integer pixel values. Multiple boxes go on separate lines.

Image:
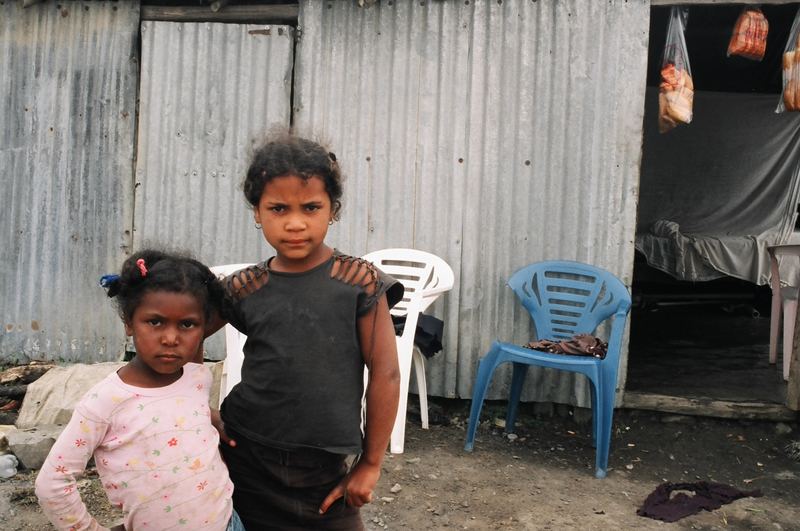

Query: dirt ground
left=2, top=399, right=799, bottom=531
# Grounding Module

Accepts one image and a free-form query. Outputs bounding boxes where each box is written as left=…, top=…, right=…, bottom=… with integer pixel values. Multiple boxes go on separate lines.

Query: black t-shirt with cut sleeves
left=220, top=251, right=403, bottom=455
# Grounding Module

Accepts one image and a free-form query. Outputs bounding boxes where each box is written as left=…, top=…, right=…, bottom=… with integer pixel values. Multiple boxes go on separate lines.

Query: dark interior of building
left=628, top=4, right=798, bottom=407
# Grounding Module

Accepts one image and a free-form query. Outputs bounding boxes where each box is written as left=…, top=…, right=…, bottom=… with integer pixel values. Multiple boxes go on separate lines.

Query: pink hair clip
left=136, top=258, right=148, bottom=277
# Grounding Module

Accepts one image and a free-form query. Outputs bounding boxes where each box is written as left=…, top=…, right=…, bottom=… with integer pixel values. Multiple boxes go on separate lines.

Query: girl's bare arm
left=319, top=294, right=399, bottom=512
left=358, top=294, right=400, bottom=467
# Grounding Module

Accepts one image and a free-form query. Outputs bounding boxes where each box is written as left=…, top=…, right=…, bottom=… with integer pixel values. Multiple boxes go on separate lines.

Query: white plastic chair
left=362, top=249, right=455, bottom=454
left=210, top=263, right=254, bottom=407
left=767, top=245, right=800, bottom=381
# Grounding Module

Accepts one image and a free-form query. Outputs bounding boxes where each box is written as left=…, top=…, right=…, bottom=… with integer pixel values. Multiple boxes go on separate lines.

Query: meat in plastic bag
left=778, top=7, right=800, bottom=113
left=659, top=7, right=694, bottom=133
left=727, top=6, right=768, bottom=61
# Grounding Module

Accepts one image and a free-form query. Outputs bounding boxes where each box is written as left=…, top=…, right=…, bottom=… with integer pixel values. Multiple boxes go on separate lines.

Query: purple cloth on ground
left=637, top=481, right=762, bottom=523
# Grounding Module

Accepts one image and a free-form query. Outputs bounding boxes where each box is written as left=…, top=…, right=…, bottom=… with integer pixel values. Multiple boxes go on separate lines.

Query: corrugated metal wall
left=1, top=0, right=650, bottom=404
left=134, top=21, right=294, bottom=358
left=134, top=21, right=294, bottom=267
left=0, top=1, right=139, bottom=363
left=295, top=0, right=649, bottom=403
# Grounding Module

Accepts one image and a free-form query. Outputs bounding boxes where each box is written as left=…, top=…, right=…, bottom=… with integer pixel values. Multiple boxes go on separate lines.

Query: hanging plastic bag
left=727, top=6, right=769, bottom=61
left=659, top=7, right=694, bottom=133
left=777, top=7, right=800, bottom=113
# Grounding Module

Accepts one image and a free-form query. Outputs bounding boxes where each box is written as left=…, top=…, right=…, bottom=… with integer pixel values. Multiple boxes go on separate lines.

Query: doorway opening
left=627, top=4, right=799, bottom=415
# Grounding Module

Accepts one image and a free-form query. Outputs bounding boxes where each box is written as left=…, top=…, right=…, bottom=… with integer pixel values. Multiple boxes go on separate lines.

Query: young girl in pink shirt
left=35, top=250, right=244, bottom=531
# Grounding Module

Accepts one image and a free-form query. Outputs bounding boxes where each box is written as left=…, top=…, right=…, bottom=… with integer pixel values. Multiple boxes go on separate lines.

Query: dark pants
left=221, top=429, right=364, bottom=531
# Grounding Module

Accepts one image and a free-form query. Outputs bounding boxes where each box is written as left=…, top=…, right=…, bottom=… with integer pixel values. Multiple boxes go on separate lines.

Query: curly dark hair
left=243, top=132, right=344, bottom=219
left=103, top=249, right=229, bottom=324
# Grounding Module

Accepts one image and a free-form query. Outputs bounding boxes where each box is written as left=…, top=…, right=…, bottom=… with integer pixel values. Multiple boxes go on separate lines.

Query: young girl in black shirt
left=211, top=132, right=403, bottom=530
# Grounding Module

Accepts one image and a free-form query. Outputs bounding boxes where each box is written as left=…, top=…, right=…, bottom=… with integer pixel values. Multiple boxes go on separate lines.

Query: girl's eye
left=147, top=319, right=162, bottom=326
left=304, top=204, right=321, bottom=212
left=180, top=321, right=197, bottom=329
left=269, top=205, right=286, bottom=213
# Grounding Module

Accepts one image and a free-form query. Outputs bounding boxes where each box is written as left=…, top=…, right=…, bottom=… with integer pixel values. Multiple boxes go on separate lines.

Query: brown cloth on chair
left=637, top=481, right=762, bottom=523
left=524, top=334, right=608, bottom=359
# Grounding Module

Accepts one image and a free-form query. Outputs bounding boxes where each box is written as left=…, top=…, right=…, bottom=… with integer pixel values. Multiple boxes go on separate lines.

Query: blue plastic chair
left=464, top=260, right=631, bottom=478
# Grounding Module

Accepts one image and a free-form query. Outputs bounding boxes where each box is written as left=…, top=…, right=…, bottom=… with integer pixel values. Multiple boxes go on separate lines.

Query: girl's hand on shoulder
left=210, top=409, right=236, bottom=447
left=318, top=460, right=380, bottom=514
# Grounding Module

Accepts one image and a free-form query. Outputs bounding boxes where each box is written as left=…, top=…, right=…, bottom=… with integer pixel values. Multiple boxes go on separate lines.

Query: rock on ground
left=16, top=363, right=124, bottom=429
left=7, top=425, right=64, bottom=470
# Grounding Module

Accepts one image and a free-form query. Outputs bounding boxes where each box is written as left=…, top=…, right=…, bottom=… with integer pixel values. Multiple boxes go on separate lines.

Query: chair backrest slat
left=508, top=260, right=630, bottom=341
left=362, top=248, right=455, bottom=317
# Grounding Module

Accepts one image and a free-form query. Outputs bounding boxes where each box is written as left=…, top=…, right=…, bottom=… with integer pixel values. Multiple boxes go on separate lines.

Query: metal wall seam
left=296, top=0, right=649, bottom=403
left=0, top=1, right=139, bottom=363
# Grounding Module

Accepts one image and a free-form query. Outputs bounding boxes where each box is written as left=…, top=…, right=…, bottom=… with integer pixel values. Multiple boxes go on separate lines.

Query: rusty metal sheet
left=134, top=21, right=294, bottom=269
left=0, top=1, right=139, bottom=363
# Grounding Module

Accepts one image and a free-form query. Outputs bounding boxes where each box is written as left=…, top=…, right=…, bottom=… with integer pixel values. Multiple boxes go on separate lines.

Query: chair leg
left=465, top=343, right=503, bottom=452
left=783, top=299, right=797, bottom=381
left=390, top=340, right=414, bottom=454
left=593, top=377, right=616, bottom=479
left=769, top=258, right=782, bottom=365
left=589, top=380, right=599, bottom=449
left=412, top=348, right=429, bottom=429
left=769, top=301, right=781, bottom=364
left=505, top=362, right=529, bottom=433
